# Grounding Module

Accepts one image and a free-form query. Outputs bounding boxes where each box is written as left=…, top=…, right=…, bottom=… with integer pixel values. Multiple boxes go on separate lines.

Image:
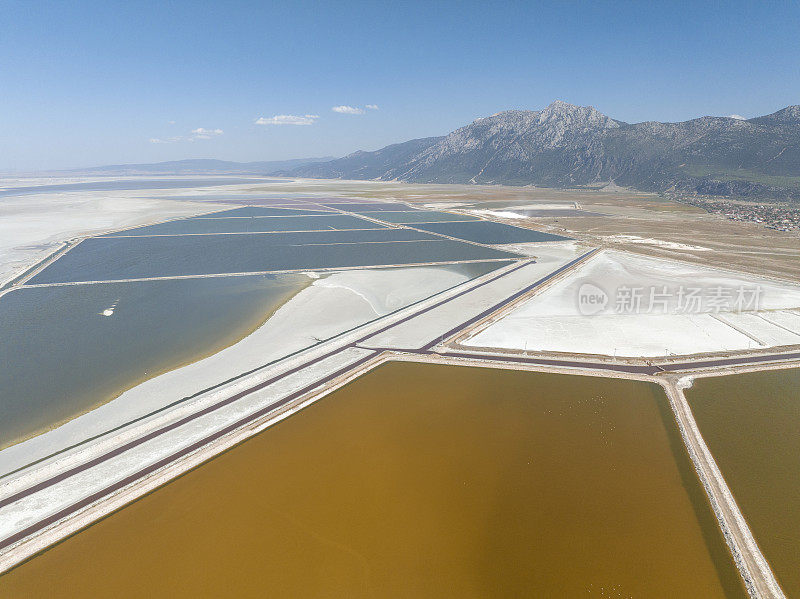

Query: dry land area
left=0, top=363, right=746, bottom=598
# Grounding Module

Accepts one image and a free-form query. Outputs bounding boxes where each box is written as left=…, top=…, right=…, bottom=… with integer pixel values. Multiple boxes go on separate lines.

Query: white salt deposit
left=464, top=250, right=800, bottom=357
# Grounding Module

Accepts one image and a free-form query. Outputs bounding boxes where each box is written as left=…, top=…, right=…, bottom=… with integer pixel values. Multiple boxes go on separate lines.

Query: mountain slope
left=289, top=137, right=443, bottom=180
left=287, top=102, right=800, bottom=201
left=385, top=102, right=623, bottom=185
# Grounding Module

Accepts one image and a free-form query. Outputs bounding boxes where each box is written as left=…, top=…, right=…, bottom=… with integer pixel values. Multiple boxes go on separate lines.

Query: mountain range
left=73, top=157, right=335, bottom=176
left=284, top=101, right=800, bottom=201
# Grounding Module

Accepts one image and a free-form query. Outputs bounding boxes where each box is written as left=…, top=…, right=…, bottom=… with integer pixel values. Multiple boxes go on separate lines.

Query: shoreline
left=0, top=276, right=312, bottom=453
left=0, top=262, right=496, bottom=475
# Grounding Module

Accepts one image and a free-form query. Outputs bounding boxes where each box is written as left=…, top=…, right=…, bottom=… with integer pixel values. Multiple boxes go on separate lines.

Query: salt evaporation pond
left=0, top=261, right=506, bottom=452
left=686, top=368, right=800, bottom=597
left=0, top=274, right=307, bottom=448
left=410, top=220, right=570, bottom=244
left=29, top=233, right=519, bottom=284
left=361, top=210, right=479, bottom=224
left=188, top=207, right=333, bottom=218
left=0, top=363, right=745, bottom=597
left=103, top=214, right=386, bottom=236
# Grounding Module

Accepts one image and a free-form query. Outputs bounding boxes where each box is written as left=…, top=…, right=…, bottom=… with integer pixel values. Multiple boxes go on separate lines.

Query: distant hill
left=285, top=101, right=800, bottom=201
left=284, top=137, right=443, bottom=180
left=76, top=157, right=336, bottom=176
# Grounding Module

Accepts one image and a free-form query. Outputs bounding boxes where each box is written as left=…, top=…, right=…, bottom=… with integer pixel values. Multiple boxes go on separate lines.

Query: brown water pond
left=0, top=362, right=745, bottom=597
left=686, top=368, right=800, bottom=597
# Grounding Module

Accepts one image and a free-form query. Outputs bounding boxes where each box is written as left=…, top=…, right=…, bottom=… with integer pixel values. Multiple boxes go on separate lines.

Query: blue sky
left=1, top=0, right=798, bottom=171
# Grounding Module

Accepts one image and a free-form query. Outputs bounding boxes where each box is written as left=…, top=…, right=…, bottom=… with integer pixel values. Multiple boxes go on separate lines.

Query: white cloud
left=149, top=127, right=223, bottom=143
left=255, top=114, right=319, bottom=126
left=728, top=114, right=746, bottom=120
left=365, top=104, right=379, bottom=110
left=332, top=105, right=365, bottom=115
left=149, top=136, right=182, bottom=144
left=189, top=127, right=224, bottom=140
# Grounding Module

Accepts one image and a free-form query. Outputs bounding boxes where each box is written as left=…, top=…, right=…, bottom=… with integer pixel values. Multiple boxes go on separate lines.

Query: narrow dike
left=661, top=378, right=785, bottom=599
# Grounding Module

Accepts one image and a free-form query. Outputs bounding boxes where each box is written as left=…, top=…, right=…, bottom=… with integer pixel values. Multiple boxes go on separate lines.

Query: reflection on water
left=0, top=363, right=745, bottom=597
left=686, top=368, right=800, bottom=597
left=0, top=274, right=307, bottom=447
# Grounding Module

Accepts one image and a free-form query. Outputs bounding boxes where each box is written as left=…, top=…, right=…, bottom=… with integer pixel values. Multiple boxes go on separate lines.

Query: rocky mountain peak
left=537, top=100, right=620, bottom=129
left=540, top=99, right=580, bottom=115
